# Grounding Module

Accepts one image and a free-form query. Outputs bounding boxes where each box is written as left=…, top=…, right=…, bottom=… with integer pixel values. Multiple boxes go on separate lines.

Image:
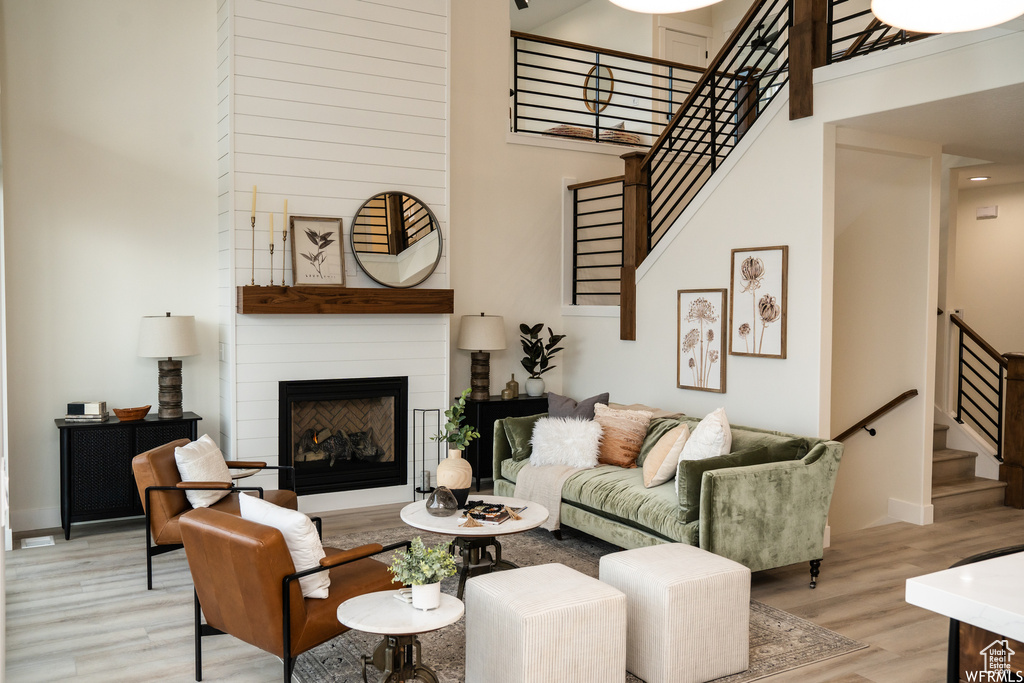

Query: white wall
left=560, top=26, right=1023, bottom=532
left=531, top=0, right=653, bottom=56
left=220, top=0, right=450, bottom=512
left=953, top=181, right=1024, bottom=353
left=829, top=134, right=940, bottom=532
left=1, top=0, right=220, bottom=532
left=450, top=0, right=626, bottom=398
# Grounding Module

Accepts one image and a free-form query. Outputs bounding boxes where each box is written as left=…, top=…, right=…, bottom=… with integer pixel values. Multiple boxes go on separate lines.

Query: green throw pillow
left=504, top=413, right=547, bottom=461
left=677, top=443, right=802, bottom=523
left=637, top=417, right=685, bottom=467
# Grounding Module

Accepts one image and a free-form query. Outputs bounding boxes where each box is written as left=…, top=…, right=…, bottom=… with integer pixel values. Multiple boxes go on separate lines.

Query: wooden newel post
left=620, top=151, right=649, bottom=342
left=1000, top=353, right=1024, bottom=508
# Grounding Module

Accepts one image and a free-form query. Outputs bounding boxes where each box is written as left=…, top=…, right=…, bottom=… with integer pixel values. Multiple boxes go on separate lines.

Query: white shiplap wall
left=218, top=0, right=450, bottom=512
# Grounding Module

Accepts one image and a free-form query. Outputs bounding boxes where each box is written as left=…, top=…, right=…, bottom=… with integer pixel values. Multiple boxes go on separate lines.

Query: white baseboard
left=888, top=497, right=934, bottom=526
left=10, top=506, right=61, bottom=534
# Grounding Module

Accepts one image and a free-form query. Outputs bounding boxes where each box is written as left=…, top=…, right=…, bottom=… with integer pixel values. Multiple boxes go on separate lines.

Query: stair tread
left=932, top=477, right=1006, bottom=498
left=934, top=424, right=950, bottom=432
left=933, top=448, right=978, bottom=461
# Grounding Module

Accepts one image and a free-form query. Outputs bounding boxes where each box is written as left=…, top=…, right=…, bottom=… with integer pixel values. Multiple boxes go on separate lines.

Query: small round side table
left=337, top=590, right=464, bottom=683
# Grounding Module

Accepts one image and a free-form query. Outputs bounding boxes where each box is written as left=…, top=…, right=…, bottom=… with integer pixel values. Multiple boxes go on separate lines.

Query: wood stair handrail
left=833, top=389, right=919, bottom=442
left=567, top=175, right=625, bottom=192
left=951, top=314, right=1008, bottom=369
left=510, top=30, right=707, bottom=75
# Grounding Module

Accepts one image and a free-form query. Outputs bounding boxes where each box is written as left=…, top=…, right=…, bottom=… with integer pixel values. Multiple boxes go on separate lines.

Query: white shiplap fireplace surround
left=217, top=0, right=450, bottom=513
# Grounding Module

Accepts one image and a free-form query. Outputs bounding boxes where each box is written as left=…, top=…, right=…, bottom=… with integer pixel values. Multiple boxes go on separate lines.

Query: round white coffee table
left=400, top=495, right=549, bottom=598
left=338, top=590, right=464, bottom=683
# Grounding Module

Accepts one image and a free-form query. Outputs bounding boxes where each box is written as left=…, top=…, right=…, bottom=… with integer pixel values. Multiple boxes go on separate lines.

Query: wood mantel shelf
left=236, top=285, right=454, bottom=315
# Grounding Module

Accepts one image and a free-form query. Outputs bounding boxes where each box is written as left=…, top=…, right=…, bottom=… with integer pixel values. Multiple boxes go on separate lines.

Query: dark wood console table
left=463, top=394, right=547, bottom=491
left=55, top=412, right=201, bottom=539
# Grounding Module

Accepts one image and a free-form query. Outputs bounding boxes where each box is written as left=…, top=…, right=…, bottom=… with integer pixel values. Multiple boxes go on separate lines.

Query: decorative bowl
left=113, top=405, right=151, bottom=421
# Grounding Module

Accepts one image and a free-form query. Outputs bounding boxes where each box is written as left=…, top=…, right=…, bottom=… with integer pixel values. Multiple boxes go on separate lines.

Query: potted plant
left=389, top=537, right=457, bottom=610
left=430, top=388, right=480, bottom=506
left=519, top=323, right=566, bottom=396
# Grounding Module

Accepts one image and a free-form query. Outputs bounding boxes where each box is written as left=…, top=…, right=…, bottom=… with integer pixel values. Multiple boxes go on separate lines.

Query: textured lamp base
left=156, top=359, right=184, bottom=420
left=469, top=351, right=491, bottom=401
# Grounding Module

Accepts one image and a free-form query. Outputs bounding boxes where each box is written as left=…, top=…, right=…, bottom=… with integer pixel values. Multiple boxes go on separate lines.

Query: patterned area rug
left=293, top=526, right=864, bottom=683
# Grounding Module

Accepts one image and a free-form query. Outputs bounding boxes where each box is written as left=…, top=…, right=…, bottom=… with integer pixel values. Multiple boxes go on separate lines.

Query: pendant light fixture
left=608, top=0, right=724, bottom=13
left=871, top=0, right=1024, bottom=33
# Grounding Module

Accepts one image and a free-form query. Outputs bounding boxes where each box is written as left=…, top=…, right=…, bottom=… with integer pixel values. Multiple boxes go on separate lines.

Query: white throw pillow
left=173, top=434, right=232, bottom=508
left=530, top=417, right=603, bottom=469
left=677, top=408, right=732, bottom=494
left=643, top=424, right=690, bottom=488
left=239, top=493, right=330, bottom=599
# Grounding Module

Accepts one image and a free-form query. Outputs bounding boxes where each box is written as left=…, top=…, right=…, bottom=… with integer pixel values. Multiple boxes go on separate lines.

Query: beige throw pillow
left=642, top=424, right=690, bottom=488
left=594, top=404, right=653, bottom=468
left=677, top=407, right=732, bottom=495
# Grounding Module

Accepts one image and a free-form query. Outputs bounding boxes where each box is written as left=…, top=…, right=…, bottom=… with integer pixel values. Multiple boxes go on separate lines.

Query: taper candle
left=269, top=212, right=274, bottom=243
left=283, top=199, right=288, bottom=224
left=251, top=185, right=257, bottom=219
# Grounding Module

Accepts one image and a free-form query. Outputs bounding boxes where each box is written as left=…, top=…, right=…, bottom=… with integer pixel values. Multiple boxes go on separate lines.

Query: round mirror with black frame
left=350, top=192, right=443, bottom=289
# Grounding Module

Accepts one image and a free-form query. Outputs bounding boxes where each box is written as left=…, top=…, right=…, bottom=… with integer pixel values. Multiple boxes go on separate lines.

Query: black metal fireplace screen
left=279, top=377, right=408, bottom=495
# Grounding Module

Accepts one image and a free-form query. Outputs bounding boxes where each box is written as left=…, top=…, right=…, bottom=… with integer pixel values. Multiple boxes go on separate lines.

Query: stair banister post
left=999, top=353, right=1024, bottom=508
left=619, top=151, right=649, bottom=342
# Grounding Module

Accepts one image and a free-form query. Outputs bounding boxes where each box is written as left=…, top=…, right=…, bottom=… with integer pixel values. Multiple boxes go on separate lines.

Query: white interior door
left=661, top=28, right=708, bottom=69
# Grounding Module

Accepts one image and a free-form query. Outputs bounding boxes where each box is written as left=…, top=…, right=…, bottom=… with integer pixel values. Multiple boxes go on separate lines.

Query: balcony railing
left=828, top=0, right=930, bottom=63
left=569, top=176, right=625, bottom=305
left=511, top=31, right=705, bottom=149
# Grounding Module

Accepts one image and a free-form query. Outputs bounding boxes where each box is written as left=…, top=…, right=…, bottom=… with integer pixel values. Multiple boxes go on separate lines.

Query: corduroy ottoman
left=464, top=563, right=626, bottom=683
left=600, top=543, right=751, bottom=683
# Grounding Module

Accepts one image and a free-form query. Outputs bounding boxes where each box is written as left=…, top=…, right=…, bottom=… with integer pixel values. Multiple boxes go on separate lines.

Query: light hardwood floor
left=6, top=503, right=1024, bottom=682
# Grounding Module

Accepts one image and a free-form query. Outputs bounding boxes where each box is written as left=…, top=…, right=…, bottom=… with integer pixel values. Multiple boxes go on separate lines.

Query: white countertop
left=400, top=495, right=548, bottom=537
left=905, top=552, right=1024, bottom=641
left=337, top=590, right=464, bottom=635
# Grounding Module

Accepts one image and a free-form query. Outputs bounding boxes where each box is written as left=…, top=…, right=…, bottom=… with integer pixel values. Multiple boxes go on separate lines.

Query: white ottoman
left=465, top=563, right=626, bottom=683
left=599, top=543, right=750, bottom=683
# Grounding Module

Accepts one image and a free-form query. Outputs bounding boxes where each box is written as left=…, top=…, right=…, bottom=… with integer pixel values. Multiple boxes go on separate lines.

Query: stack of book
left=64, top=401, right=108, bottom=423
left=462, top=503, right=527, bottom=526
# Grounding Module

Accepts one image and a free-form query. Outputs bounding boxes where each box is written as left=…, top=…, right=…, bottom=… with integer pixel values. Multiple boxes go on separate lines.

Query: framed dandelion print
left=729, top=245, right=787, bottom=359
left=677, top=289, right=727, bottom=393
left=290, top=216, right=345, bottom=286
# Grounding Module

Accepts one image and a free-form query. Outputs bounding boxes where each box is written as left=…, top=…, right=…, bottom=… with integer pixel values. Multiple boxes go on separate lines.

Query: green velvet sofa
left=492, top=414, right=843, bottom=587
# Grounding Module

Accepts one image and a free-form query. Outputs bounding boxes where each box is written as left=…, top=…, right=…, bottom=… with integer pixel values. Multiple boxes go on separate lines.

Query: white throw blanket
left=514, top=463, right=583, bottom=532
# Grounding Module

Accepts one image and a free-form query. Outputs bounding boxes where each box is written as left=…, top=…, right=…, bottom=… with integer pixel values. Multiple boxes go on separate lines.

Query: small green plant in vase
left=520, top=323, right=566, bottom=396
left=389, top=537, right=457, bottom=610
left=430, top=388, right=479, bottom=506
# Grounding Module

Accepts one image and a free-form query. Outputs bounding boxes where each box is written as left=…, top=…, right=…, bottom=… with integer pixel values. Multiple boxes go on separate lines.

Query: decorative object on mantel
left=431, top=388, right=480, bottom=507
left=290, top=216, right=345, bottom=286
left=351, top=191, right=443, bottom=288
left=280, top=199, right=288, bottom=286
left=506, top=374, right=520, bottom=399
left=424, top=486, right=458, bottom=517
left=729, top=245, right=787, bottom=359
left=235, top=285, right=454, bottom=315
left=137, top=312, right=199, bottom=419
left=457, top=313, right=507, bottom=401
left=268, top=211, right=275, bottom=286
left=112, top=405, right=151, bottom=421
left=519, top=323, right=566, bottom=397
left=250, top=185, right=257, bottom=286
left=388, top=537, right=457, bottom=611
left=677, top=289, right=727, bottom=393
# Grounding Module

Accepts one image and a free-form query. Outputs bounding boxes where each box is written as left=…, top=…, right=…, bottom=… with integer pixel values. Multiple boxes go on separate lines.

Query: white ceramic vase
left=411, top=581, right=441, bottom=611
left=525, top=377, right=545, bottom=397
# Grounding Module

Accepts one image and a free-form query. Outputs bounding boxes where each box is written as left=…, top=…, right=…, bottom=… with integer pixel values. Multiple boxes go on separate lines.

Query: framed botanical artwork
left=677, top=288, right=727, bottom=393
left=290, top=216, right=345, bottom=286
left=729, top=246, right=787, bottom=359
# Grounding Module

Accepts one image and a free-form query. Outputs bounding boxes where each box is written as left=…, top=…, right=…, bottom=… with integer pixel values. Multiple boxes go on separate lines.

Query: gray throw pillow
left=547, top=392, right=610, bottom=420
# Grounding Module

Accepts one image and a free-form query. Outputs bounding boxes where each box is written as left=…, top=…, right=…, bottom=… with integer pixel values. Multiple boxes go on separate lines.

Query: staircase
left=931, top=424, right=1006, bottom=519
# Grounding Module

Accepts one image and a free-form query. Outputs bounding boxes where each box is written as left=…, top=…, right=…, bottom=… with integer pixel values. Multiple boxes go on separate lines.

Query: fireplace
left=278, top=377, right=408, bottom=495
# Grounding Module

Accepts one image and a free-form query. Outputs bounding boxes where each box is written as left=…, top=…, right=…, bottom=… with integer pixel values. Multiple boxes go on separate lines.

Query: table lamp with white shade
left=457, top=313, right=506, bottom=401
left=138, top=312, right=199, bottom=419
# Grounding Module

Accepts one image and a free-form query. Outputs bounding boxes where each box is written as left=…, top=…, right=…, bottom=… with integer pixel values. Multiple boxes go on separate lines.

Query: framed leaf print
left=290, top=216, right=345, bottom=286
left=677, top=289, right=727, bottom=393
left=729, top=246, right=787, bottom=359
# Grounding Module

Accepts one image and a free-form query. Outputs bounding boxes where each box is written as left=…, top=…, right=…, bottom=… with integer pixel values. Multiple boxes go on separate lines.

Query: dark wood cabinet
left=56, top=412, right=201, bottom=539
left=464, top=395, right=547, bottom=491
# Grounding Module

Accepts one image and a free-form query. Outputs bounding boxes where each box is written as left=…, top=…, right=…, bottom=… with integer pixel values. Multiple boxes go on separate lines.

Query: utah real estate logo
left=966, top=640, right=1024, bottom=682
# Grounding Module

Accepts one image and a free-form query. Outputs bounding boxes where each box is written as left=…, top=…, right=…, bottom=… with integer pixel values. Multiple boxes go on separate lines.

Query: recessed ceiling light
left=969, top=176, right=992, bottom=181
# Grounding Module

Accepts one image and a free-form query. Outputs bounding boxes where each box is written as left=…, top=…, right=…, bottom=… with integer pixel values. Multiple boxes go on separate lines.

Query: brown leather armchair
left=180, top=507, right=406, bottom=682
left=132, top=438, right=304, bottom=589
